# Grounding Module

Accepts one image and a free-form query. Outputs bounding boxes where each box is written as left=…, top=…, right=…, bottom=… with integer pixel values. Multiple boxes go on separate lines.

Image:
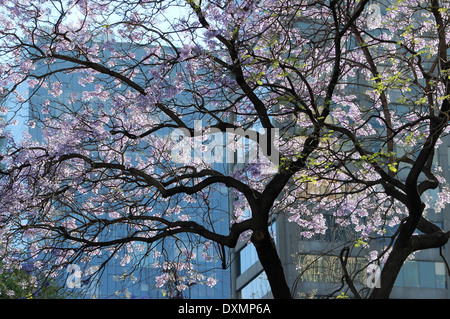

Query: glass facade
left=0, top=114, right=5, bottom=153
left=296, top=254, right=367, bottom=284
left=395, top=261, right=447, bottom=289
left=295, top=255, right=447, bottom=289
left=240, top=272, right=271, bottom=299
left=25, top=47, right=232, bottom=299
left=239, top=244, right=258, bottom=275
left=237, top=221, right=277, bottom=276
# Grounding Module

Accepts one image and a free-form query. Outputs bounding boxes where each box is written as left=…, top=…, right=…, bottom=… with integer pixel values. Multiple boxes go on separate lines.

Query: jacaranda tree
left=1, top=0, right=450, bottom=299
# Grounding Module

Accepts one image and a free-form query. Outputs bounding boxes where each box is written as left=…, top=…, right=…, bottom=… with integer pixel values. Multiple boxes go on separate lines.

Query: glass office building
left=22, top=42, right=232, bottom=299
left=229, top=80, right=450, bottom=300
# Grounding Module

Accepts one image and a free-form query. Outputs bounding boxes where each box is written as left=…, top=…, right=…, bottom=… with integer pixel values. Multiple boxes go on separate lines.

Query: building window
left=447, top=146, right=450, bottom=168
left=238, top=221, right=276, bottom=275
left=239, top=244, right=258, bottom=275
left=296, top=255, right=447, bottom=289
left=395, top=261, right=447, bottom=289
left=402, top=261, right=420, bottom=287
left=303, top=214, right=355, bottom=243
left=240, top=272, right=271, bottom=299
left=296, top=254, right=367, bottom=284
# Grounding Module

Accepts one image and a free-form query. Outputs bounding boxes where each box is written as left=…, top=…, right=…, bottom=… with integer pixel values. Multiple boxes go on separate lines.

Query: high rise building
left=231, top=145, right=450, bottom=299
left=24, top=43, right=232, bottom=299
left=230, top=80, right=450, bottom=300
left=0, top=114, right=5, bottom=155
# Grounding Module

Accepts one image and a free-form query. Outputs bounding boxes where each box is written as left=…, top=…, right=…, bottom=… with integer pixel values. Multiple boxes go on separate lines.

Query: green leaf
left=337, top=292, right=349, bottom=299
left=388, top=163, right=397, bottom=173
left=355, top=238, right=368, bottom=248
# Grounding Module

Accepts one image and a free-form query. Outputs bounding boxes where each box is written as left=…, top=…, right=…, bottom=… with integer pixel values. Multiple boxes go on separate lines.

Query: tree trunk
left=369, top=244, right=411, bottom=299
left=369, top=202, right=424, bottom=299
left=251, top=230, right=292, bottom=299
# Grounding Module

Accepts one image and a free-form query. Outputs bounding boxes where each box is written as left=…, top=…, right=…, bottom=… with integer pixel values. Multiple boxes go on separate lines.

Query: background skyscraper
left=23, top=43, right=232, bottom=299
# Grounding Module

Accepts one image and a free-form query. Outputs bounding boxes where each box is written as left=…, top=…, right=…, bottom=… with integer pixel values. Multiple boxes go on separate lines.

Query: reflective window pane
left=240, top=272, right=271, bottom=299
